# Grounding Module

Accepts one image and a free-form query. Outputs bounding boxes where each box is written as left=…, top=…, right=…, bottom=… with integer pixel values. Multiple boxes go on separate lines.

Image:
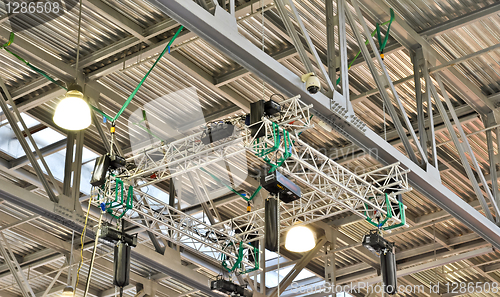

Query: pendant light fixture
left=53, top=84, right=91, bottom=130
left=53, top=0, right=90, bottom=131
left=60, top=286, right=74, bottom=297
left=285, top=222, right=316, bottom=253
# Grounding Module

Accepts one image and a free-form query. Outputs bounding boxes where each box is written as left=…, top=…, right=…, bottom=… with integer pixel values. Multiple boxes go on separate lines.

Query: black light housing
left=362, top=230, right=397, bottom=295
left=261, top=171, right=301, bottom=203
left=210, top=277, right=247, bottom=296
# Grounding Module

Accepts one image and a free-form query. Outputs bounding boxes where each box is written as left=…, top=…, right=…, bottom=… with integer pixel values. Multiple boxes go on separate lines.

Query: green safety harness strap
left=1, top=26, right=184, bottom=123
left=221, top=241, right=259, bottom=274
left=90, top=105, right=113, bottom=122
left=105, top=178, right=134, bottom=220
left=112, top=26, right=183, bottom=122
left=1, top=32, right=14, bottom=48
left=336, top=8, right=395, bottom=86
left=364, top=193, right=392, bottom=228
left=363, top=193, right=406, bottom=231
left=130, top=109, right=165, bottom=142
left=376, top=8, right=395, bottom=56
left=200, top=167, right=262, bottom=202
left=1, top=32, right=67, bottom=90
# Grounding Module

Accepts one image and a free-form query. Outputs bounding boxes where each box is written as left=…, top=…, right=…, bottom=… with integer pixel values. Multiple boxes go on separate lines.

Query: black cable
left=270, top=94, right=285, bottom=101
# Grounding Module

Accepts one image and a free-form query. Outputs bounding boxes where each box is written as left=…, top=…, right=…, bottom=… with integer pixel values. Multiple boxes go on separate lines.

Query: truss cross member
left=0, top=77, right=61, bottom=202
left=427, top=72, right=500, bottom=222
left=346, top=0, right=427, bottom=166
left=269, top=236, right=327, bottom=297
left=485, top=112, right=500, bottom=209
left=0, top=232, right=36, bottom=297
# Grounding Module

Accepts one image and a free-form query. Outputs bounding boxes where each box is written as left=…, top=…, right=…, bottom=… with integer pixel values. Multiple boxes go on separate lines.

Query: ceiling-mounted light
left=285, top=222, right=315, bottom=253
left=53, top=84, right=91, bottom=130
left=60, top=286, right=74, bottom=297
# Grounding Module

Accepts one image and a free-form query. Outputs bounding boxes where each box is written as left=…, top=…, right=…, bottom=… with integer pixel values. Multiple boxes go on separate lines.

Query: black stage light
left=210, top=277, right=247, bottom=296
left=362, top=230, right=397, bottom=295
left=262, top=171, right=301, bottom=203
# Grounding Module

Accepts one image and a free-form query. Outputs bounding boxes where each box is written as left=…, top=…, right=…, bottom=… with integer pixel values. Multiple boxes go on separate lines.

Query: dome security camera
left=301, top=72, right=321, bottom=94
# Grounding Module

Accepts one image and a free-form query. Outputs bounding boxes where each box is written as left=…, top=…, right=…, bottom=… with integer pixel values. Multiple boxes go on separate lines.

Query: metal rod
left=83, top=211, right=104, bottom=297
left=427, top=73, right=495, bottom=221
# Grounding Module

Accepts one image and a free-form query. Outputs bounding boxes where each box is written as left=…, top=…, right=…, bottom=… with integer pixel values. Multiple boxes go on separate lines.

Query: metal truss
left=92, top=185, right=259, bottom=268
left=93, top=96, right=410, bottom=271
left=218, top=119, right=410, bottom=237
left=124, top=95, right=313, bottom=187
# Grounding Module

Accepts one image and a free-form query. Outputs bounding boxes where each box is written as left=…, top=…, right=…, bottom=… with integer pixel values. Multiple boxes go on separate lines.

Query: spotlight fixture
left=210, top=276, right=247, bottom=296
left=53, top=84, right=91, bottom=130
left=285, top=222, right=315, bottom=252
left=60, top=286, right=74, bottom=297
left=362, top=230, right=397, bottom=295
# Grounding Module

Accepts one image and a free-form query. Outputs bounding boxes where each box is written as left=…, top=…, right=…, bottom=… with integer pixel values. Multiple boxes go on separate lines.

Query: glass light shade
left=53, top=89, right=91, bottom=130
left=61, top=286, right=74, bottom=297
left=285, top=224, right=316, bottom=252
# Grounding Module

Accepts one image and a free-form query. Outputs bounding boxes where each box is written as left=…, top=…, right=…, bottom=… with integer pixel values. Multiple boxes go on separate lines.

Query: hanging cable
left=67, top=231, right=75, bottom=286
left=336, top=8, right=395, bottom=86
left=261, top=0, right=265, bottom=101
left=75, top=193, right=93, bottom=290
left=277, top=195, right=281, bottom=297
left=75, top=0, right=83, bottom=79
left=83, top=210, right=104, bottom=297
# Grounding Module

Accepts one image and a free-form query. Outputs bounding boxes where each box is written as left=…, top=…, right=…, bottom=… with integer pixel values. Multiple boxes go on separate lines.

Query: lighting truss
left=93, top=95, right=411, bottom=271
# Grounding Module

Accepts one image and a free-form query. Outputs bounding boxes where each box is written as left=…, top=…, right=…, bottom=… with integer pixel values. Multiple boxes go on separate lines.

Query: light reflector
left=285, top=224, right=315, bottom=252
left=53, top=86, right=91, bottom=130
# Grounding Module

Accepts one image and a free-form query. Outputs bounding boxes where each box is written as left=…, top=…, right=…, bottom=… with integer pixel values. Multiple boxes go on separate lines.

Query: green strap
left=221, top=241, right=259, bottom=274
left=132, top=109, right=164, bottom=142
left=221, top=242, right=244, bottom=273
left=90, top=105, right=113, bottom=121
left=106, top=179, right=134, bottom=220
left=1, top=32, right=14, bottom=48
left=376, top=9, right=394, bottom=54
left=382, top=9, right=395, bottom=53
left=363, top=193, right=393, bottom=229
left=3, top=26, right=184, bottom=125
left=2, top=32, right=67, bottom=90
left=383, top=199, right=405, bottom=231
left=376, top=23, right=383, bottom=52
left=200, top=167, right=262, bottom=202
left=336, top=9, right=395, bottom=85
left=112, top=26, right=184, bottom=122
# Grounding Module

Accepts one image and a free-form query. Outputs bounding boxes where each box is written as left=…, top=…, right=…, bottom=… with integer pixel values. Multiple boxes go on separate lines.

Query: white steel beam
left=83, top=0, right=153, bottom=46
left=419, top=2, right=500, bottom=39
